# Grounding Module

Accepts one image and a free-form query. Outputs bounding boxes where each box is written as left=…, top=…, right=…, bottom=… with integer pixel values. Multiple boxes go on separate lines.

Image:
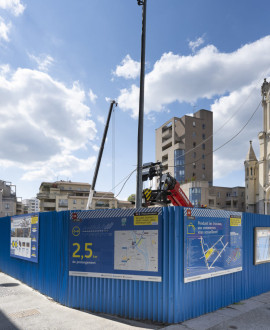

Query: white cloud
left=92, top=144, right=100, bottom=152
left=113, top=54, right=140, bottom=79
left=0, top=0, right=25, bottom=16
left=117, top=36, right=270, bottom=118
left=211, top=82, right=262, bottom=180
left=0, top=66, right=98, bottom=180
left=21, top=154, right=96, bottom=181
left=97, top=115, right=105, bottom=125
left=0, top=17, right=11, bottom=41
left=188, top=36, right=205, bottom=53
left=29, top=54, right=54, bottom=72
left=88, top=88, right=97, bottom=103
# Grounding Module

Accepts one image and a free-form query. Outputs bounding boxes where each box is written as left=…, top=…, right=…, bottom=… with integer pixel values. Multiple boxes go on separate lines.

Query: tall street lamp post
left=136, top=0, right=147, bottom=208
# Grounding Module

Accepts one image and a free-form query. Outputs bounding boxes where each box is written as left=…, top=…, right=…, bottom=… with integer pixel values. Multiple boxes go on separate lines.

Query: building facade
left=22, top=198, right=40, bottom=213
left=37, top=180, right=132, bottom=212
left=156, top=109, right=213, bottom=185
left=245, top=79, right=270, bottom=214
left=0, top=180, right=17, bottom=217
left=181, top=181, right=245, bottom=212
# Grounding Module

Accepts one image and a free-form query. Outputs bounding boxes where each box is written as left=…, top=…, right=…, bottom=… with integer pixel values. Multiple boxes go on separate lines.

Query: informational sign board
left=184, top=208, right=242, bottom=283
left=10, top=214, right=39, bottom=263
left=254, top=227, right=270, bottom=265
left=69, top=208, right=162, bottom=282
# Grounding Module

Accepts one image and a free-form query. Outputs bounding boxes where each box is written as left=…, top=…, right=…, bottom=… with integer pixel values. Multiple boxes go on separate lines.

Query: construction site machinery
left=141, top=162, right=193, bottom=208
left=86, top=100, right=117, bottom=209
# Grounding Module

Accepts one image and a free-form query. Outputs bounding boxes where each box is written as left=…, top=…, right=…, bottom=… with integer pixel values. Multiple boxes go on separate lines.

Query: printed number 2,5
left=72, top=243, right=93, bottom=258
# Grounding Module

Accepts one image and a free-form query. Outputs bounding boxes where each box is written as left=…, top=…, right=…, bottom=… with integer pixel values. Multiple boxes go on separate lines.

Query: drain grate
left=8, top=309, right=40, bottom=319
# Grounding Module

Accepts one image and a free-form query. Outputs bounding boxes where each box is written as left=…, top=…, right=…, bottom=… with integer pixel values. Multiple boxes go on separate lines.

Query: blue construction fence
left=0, top=207, right=270, bottom=324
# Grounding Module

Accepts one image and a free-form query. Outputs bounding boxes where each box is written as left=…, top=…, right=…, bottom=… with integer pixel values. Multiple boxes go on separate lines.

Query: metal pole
left=136, top=0, right=147, bottom=208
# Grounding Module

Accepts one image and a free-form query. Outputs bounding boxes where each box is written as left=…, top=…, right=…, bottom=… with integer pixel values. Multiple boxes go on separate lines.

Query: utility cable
left=167, top=100, right=262, bottom=169
left=166, top=71, right=270, bottom=165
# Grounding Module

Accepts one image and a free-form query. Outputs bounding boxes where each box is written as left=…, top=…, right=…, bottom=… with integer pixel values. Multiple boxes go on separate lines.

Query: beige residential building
left=181, top=181, right=245, bottom=212
left=156, top=109, right=213, bottom=185
left=37, top=180, right=133, bottom=212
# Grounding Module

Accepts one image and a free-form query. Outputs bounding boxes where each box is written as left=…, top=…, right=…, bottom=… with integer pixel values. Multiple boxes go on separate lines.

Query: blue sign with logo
left=69, top=208, right=162, bottom=282
left=10, top=213, right=39, bottom=263
left=184, top=208, right=242, bottom=283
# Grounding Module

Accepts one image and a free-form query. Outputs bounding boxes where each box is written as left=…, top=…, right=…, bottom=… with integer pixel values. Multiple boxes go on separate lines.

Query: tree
left=127, top=194, right=135, bottom=203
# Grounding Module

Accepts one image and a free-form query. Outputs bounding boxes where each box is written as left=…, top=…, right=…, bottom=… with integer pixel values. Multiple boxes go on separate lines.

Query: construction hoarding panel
left=184, top=208, right=242, bottom=283
left=10, top=213, right=39, bottom=263
left=69, top=208, right=162, bottom=282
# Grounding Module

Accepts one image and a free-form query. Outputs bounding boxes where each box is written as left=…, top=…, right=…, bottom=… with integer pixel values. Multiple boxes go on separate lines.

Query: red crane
left=141, top=162, right=193, bottom=207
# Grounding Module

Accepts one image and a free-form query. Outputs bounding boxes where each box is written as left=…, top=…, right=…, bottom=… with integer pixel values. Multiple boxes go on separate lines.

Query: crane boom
left=86, top=100, right=117, bottom=209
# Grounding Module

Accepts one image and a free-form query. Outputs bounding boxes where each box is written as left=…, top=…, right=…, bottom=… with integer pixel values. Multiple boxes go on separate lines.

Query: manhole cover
left=8, top=309, right=40, bottom=319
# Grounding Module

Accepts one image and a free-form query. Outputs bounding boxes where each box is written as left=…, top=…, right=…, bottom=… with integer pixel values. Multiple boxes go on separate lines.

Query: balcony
left=42, top=202, right=56, bottom=208
left=162, top=141, right=172, bottom=152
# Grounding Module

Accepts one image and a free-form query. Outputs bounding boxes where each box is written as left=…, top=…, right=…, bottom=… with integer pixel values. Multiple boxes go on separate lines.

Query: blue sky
left=0, top=0, right=270, bottom=201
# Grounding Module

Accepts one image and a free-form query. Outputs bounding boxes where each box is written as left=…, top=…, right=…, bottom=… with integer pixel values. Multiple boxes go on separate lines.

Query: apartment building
left=22, top=198, right=40, bottom=213
left=0, top=180, right=17, bottom=217
left=180, top=181, right=245, bottom=212
left=156, top=109, right=213, bottom=185
left=37, top=180, right=132, bottom=212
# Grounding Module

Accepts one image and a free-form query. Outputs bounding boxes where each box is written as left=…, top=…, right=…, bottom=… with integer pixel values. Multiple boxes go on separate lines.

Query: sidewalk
left=1, top=271, right=270, bottom=330
left=164, top=293, right=270, bottom=330
left=0, top=272, right=159, bottom=330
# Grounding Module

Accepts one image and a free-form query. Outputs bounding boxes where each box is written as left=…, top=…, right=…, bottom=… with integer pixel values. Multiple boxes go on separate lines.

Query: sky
left=0, top=0, right=270, bottom=201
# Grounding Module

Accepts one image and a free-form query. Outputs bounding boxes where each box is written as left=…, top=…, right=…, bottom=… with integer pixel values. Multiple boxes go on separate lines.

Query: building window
left=202, top=123, right=205, bottom=129
left=202, top=154, right=205, bottom=159
left=192, top=132, right=196, bottom=138
left=217, top=192, right=220, bottom=198
left=202, top=143, right=205, bottom=150
left=193, top=121, right=196, bottom=127
left=193, top=142, right=196, bottom=148
left=96, top=201, right=109, bottom=208
left=81, top=200, right=84, bottom=204
left=73, top=200, right=76, bottom=204
left=250, top=167, right=253, bottom=175
left=193, top=152, right=196, bottom=158
left=246, top=168, right=249, bottom=176
left=202, top=134, right=205, bottom=140
left=174, top=149, right=185, bottom=183
left=5, top=203, right=9, bottom=209
left=189, top=187, right=201, bottom=207
left=202, top=164, right=205, bottom=170
left=202, top=174, right=205, bottom=179
left=59, top=199, right=68, bottom=207
left=193, top=162, right=196, bottom=169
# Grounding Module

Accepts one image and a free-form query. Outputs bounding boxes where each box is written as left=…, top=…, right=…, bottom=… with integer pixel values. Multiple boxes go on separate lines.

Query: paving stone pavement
left=1, top=271, right=270, bottom=330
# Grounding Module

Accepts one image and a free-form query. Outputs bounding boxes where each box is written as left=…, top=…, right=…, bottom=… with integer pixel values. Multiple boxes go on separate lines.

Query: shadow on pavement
left=0, top=310, right=20, bottom=329
left=0, top=283, right=20, bottom=287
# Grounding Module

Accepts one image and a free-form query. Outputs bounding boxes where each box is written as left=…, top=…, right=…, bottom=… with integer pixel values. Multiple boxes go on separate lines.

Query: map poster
left=184, top=208, right=242, bottom=283
left=10, top=213, right=39, bottom=263
left=69, top=208, right=162, bottom=282
left=254, top=227, right=270, bottom=265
